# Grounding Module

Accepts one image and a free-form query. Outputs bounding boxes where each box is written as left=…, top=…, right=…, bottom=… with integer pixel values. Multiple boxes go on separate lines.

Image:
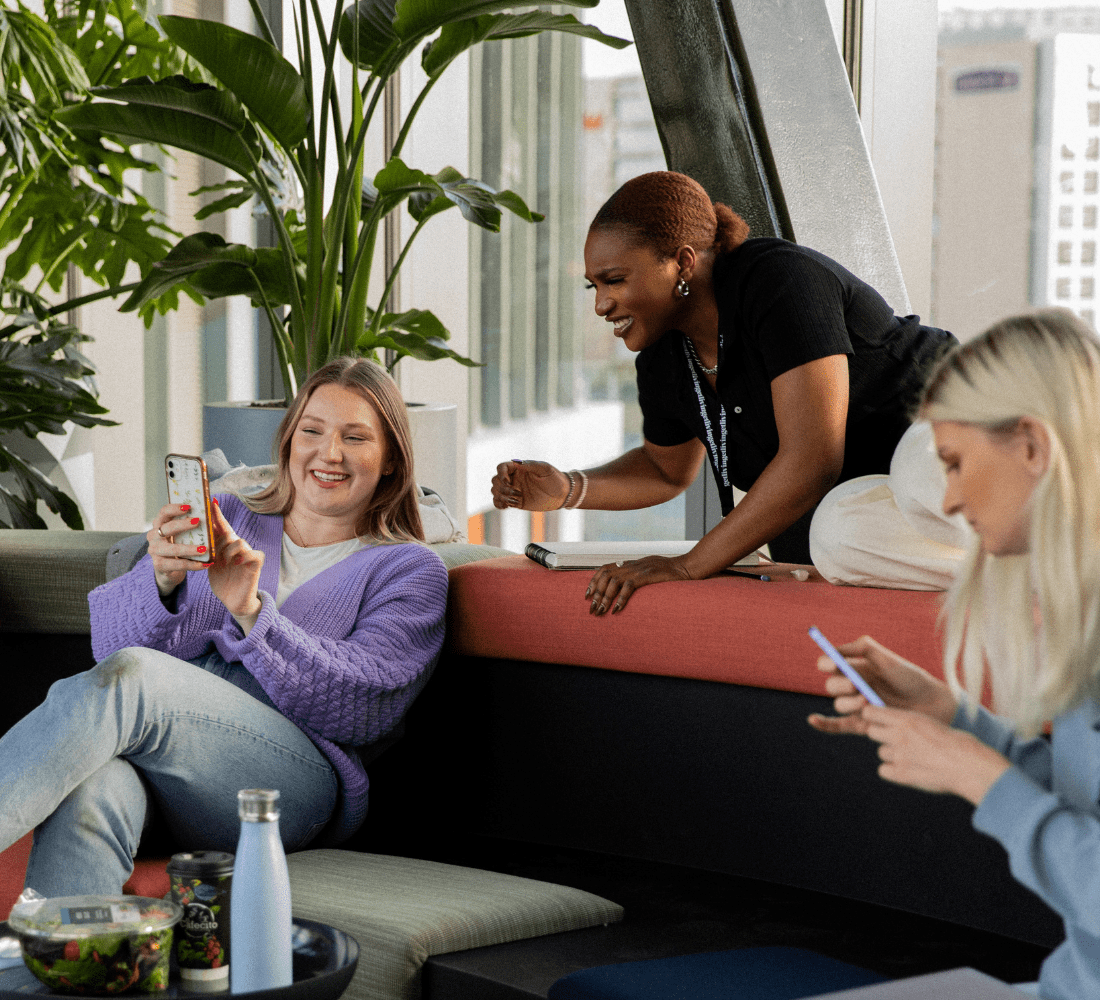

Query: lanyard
left=681, top=336, right=730, bottom=488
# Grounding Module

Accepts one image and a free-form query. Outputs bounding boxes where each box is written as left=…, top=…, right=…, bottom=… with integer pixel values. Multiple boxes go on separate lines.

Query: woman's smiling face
left=584, top=226, right=685, bottom=353
left=288, top=383, right=393, bottom=527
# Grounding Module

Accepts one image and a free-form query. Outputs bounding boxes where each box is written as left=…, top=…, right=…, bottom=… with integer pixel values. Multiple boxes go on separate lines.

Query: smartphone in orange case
left=164, top=454, right=215, bottom=563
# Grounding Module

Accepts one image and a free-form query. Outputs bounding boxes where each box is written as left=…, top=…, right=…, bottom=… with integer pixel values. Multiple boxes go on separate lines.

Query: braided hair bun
left=589, top=171, right=750, bottom=257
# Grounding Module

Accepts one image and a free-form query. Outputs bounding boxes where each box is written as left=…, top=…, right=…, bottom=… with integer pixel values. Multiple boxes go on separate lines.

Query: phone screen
left=808, top=626, right=885, bottom=707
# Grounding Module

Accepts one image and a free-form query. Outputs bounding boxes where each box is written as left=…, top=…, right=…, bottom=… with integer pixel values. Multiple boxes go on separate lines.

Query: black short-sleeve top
left=636, top=238, right=955, bottom=517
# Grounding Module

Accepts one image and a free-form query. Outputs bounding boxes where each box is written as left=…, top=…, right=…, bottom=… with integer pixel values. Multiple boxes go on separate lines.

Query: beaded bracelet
left=559, top=471, right=577, bottom=510
left=570, top=470, right=589, bottom=510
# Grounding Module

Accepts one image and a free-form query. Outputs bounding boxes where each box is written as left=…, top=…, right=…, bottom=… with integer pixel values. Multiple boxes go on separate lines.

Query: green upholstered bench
left=285, top=850, right=624, bottom=1000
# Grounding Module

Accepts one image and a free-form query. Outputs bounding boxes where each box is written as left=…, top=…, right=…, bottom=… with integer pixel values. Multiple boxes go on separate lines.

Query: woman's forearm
left=577, top=442, right=705, bottom=510
left=681, top=450, right=838, bottom=577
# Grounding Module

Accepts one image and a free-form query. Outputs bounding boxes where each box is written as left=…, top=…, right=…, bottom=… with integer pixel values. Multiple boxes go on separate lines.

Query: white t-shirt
left=275, top=533, right=370, bottom=608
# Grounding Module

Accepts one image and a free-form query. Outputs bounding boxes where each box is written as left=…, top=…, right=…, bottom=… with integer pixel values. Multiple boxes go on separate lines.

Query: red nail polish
left=212, top=498, right=219, bottom=506
left=180, top=504, right=191, bottom=512
left=197, top=545, right=207, bottom=554
left=191, top=517, right=200, bottom=525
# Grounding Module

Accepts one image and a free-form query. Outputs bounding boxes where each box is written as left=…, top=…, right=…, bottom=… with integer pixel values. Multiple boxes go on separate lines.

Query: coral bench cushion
left=0, top=835, right=170, bottom=915
left=446, top=556, right=946, bottom=695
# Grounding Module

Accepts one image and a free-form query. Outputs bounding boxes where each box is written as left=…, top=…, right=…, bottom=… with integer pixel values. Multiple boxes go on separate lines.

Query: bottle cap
left=238, top=788, right=280, bottom=822
left=167, top=850, right=235, bottom=877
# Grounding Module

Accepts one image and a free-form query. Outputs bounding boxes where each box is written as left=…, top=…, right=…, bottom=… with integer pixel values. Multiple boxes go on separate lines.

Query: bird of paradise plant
left=59, top=0, right=629, bottom=400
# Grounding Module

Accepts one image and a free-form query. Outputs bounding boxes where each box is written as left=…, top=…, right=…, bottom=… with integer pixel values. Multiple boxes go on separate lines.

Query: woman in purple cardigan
left=0, top=358, right=448, bottom=896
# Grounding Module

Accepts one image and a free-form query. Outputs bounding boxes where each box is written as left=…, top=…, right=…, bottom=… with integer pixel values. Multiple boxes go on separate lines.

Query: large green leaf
left=393, top=0, right=598, bottom=41
left=158, top=15, right=309, bottom=150
left=338, top=0, right=398, bottom=74
left=119, top=232, right=259, bottom=313
left=402, top=164, right=542, bottom=231
left=423, top=11, right=630, bottom=80
left=373, top=159, right=542, bottom=233
left=358, top=308, right=481, bottom=368
left=186, top=248, right=301, bottom=308
left=92, top=76, right=246, bottom=130
left=57, top=100, right=260, bottom=177
left=340, top=0, right=599, bottom=73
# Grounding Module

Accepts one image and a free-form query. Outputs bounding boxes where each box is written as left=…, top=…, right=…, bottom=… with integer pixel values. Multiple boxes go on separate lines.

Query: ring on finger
left=157, top=527, right=165, bottom=538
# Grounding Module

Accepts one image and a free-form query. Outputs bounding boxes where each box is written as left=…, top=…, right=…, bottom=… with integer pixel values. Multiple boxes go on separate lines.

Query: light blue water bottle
left=230, top=789, right=293, bottom=993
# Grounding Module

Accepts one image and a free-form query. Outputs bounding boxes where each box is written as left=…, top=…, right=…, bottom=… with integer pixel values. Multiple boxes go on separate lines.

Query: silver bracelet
left=566, top=470, right=588, bottom=510
left=559, top=471, right=576, bottom=510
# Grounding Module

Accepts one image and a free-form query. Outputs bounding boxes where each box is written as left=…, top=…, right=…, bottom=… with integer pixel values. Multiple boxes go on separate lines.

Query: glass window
left=934, top=9, right=1100, bottom=331
left=466, top=0, right=684, bottom=548
left=1083, top=241, right=1097, bottom=264
left=1083, top=276, right=1096, bottom=299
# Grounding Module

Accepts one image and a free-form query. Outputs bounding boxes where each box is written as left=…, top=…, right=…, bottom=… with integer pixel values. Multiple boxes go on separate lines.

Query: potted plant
left=58, top=0, right=628, bottom=483
left=0, top=0, right=192, bottom=528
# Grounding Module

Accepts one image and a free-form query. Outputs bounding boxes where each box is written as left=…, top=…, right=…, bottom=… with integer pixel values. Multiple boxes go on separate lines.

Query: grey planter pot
left=202, top=399, right=458, bottom=516
left=203, top=401, right=287, bottom=469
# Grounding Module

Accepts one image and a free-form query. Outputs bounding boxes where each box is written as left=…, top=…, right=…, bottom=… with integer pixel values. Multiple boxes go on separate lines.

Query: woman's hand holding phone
left=806, top=634, right=958, bottom=735
left=148, top=504, right=212, bottom=596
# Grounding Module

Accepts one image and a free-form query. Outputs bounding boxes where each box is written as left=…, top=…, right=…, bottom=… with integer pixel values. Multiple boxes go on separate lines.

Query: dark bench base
left=360, top=654, right=1063, bottom=949
left=418, top=838, right=1050, bottom=999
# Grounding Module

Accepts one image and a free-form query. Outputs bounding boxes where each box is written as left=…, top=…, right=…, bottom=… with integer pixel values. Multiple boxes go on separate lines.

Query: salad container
left=8, top=895, right=182, bottom=995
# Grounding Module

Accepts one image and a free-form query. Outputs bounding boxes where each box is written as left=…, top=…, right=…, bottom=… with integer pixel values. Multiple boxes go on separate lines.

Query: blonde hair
left=920, top=309, right=1100, bottom=735
left=245, top=357, right=424, bottom=542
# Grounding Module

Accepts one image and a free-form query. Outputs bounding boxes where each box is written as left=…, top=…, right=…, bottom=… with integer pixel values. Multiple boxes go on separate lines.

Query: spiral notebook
left=523, top=540, right=762, bottom=570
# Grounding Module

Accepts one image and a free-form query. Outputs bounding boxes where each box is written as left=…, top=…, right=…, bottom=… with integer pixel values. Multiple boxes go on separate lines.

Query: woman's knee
left=809, top=476, right=891, bottom=584
left=87, top=647, right=188, bottom=696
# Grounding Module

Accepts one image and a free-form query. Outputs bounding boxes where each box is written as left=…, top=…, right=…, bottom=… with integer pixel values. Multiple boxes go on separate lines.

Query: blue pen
left=807, top=626, right=885, bottom=707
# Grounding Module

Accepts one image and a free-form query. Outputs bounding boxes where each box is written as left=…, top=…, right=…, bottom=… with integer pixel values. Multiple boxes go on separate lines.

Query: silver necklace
left=683, top=335, right=719, bottom=376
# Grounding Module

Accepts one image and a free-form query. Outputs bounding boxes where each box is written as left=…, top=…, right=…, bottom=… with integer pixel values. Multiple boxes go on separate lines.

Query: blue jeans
left=0, top=647, right=338, bottom=896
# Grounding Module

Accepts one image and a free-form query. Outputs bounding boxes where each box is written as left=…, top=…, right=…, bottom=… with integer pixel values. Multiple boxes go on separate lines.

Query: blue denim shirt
left=958, top=699, right=1100, bottom=1000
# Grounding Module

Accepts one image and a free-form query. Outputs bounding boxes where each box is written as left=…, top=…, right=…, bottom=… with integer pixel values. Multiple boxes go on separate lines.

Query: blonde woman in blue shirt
left=809, top=309, right=1100, bottom=999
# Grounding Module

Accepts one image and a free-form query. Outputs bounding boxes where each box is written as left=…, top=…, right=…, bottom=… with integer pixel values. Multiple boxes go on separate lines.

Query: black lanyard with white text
left=681, top=335, right=730, bottom=489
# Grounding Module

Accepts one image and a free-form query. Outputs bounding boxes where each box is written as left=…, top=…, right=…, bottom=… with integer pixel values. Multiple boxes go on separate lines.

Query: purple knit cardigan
left=88, top=493, right=448, bottom=844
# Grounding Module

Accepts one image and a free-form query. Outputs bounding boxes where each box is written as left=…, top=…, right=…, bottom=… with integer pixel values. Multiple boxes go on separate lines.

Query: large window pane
left=933, top=3, right=1100, bottom=339
left=467, top=1, right=685, bottom=549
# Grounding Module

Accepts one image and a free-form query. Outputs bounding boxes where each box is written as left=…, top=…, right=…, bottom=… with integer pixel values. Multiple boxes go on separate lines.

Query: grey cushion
left=286, top=850, right=623, bottom=1000
left=0, top=530, right=132, bottom=633
left=0, top=527, right=515, bottom=635
left=105, top=537, right=512, bottom=577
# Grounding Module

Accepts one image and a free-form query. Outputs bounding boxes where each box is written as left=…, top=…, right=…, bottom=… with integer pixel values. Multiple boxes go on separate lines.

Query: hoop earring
left=675, top=277, right=691, bottom=299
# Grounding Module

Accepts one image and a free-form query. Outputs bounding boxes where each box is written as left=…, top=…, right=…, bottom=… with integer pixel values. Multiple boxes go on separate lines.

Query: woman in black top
left=491, top=171, right=958, bottom=612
